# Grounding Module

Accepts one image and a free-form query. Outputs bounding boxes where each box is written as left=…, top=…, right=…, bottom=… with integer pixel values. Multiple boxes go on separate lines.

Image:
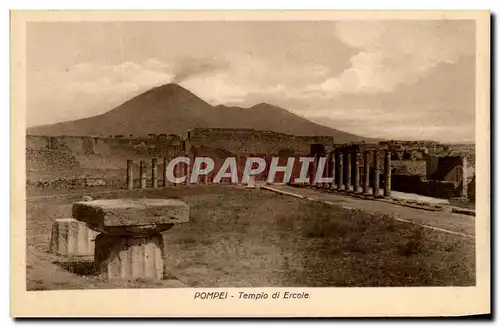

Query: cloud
left=171, top=56, right=230, bottom=83
left=307, top=110, right=475, bottom=143
left=181, top=73, right=251, bottom=104
left=181, top=53, right=332, bottom=105
left=27, top=20, right=476, bottom=143
left=27, top=59, right=176, bottom=126
left=306, top=20, right=475, bottom=97
left=69, top=59, right=175, bottom=95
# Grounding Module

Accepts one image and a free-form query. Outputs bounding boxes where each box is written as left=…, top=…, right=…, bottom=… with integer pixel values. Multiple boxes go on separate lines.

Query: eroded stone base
left=49, top=218, right=99, bottom=256
left=94, top=233, right=164, bottom=280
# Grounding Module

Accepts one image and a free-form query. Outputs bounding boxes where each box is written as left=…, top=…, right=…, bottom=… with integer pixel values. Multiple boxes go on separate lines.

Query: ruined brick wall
left=27, top=129, right=334, bottom=161
left=26, top=134, right=186, bottom=184
left=188, top=128, right=335, bottom=154
left=392, top=160, right=427, bottom=176
left=52, top=136, right=80, bottom=153
left=26, top=135, right=50, bottom=150
left=26, top=135, right=186, bottom=157
left=93, top=137, right=112, bottom=156
left=27, top=135, right=103, bottom=154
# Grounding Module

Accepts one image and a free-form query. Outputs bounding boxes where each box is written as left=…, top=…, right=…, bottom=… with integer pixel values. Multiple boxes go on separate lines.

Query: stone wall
left=26, top=134, right=185, bottom=184
left=26, top=135, right=110, bottom=154
left=188, top=128, right=335, bottom=154
left=392, top=160, right=427, bottom=176
left=26, top=135, right=50, bottom=150
left=26, top=133, right=475, bottom=200
left=26, top=134, right=185, bottom=157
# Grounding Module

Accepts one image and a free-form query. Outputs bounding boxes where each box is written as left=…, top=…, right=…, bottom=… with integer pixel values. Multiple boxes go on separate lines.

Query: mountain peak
left=27, top=83, right=371, bottom=142
left=137, top=82, right=208, bottom=106
left=252, top=102, right=274, bottom=108
left=149, top=83, right=190, bottom=94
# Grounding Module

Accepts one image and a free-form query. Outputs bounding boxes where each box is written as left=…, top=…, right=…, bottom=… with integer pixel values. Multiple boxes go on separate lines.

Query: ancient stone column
left=73, top=199, right=189, bottom=281
left=162, top=157, right=168, bottom=187
left=373, top=151, right=380, bottom=197
left=337, top=152, right=344, bottom=190
left=363, top=151, right=370, bottom=195
left=310, top=158, right=317, bottom=187
left=126, top=159, right=133, bottom=190
left=352, top=151, right=360, bottom=193
left=139, top=160, right=146, bottom=189
left=384, top=150, right=392, bottom=197
left=185, top=155, right=192, bottom=185
left=174, top=163, right=182, bottom=186
left=345, top=151, right=352, bottom=191
left=237, top=156, right=243, bottom=185
left=151, top=158, right=158, bottom=188
left=322, top=154, right=329, bottom=188
left=461, top=156, right=468, bottom=198
left=329, top=151, right=336, bottom=189
left=357, top=165, right=362, bottom=192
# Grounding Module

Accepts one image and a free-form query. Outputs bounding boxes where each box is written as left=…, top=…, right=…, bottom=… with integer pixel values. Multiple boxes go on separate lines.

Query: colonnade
left=318, top=147, right=392, bottom=198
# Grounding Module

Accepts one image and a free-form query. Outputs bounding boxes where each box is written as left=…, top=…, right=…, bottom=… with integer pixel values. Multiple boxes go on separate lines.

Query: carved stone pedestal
left=94, top=233, right=164, bottom=280
left=72, top=198, right=189, bottom=281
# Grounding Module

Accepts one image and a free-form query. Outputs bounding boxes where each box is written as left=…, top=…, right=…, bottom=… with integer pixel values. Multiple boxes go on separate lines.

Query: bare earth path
left=262, top=184, right=475, bottom=238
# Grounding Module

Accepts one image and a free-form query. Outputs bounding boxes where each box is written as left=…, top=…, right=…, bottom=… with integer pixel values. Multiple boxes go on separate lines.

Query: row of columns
left=127, top=157, right=199, bottom=190
left=315, top=149, right=391, bottom=198
left=125, top=149, right=391, bottom=196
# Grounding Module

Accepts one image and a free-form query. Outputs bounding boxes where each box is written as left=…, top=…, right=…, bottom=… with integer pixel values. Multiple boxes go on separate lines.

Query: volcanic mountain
left=27, top=83, right=371, bottom=143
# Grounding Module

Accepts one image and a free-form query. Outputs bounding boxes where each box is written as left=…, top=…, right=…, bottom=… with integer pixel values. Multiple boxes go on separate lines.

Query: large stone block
left=49, top=218, right=99, bottom=256
left=72, top=199, right=190, bottom=233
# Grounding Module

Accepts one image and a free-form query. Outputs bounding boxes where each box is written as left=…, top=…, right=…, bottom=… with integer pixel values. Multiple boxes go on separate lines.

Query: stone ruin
left=49, top=197, right=190, bottom=281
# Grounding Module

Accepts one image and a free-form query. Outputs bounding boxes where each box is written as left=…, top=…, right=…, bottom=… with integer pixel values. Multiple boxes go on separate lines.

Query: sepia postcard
left=10, top=10, right=490, bottom=317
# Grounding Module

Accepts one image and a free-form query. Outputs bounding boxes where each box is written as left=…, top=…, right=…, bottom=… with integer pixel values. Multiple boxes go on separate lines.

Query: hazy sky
left=27, top=20, right=476, bottom=142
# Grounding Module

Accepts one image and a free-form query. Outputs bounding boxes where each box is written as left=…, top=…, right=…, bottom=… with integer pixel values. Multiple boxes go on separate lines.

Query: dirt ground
left=26, top=185, right=475, bottom=290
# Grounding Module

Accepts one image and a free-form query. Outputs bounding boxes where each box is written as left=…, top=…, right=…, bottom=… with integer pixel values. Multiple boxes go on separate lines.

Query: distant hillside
left=27, top=83, right=373, bottom=143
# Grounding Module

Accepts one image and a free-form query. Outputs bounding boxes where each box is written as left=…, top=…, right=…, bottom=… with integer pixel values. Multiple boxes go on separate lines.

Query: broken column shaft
left=461, top=156, right=468, bottom=198
left=329, top=151, right=336, bottom=189
left=139, top=160, right=146, bottom=189
left=373, top=151, right=380, bottom=197
left=72, top=199, right=189, bottom=281
left=337, top=152, right=344, bottom=190
left=352, top=151, right=360, bottom=193
left=127, top=159, right=133, bottom=190
left=310, top=158, right=317, bottom=187
left=151, top=158, right=158, bottom=188
left=363, top=151, right=370, bottom=195
left=345, top=151, right=352, bottom=191
left=384, top=150, right=392, bottom=197
left=162, top=157, right=168, bottom=187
